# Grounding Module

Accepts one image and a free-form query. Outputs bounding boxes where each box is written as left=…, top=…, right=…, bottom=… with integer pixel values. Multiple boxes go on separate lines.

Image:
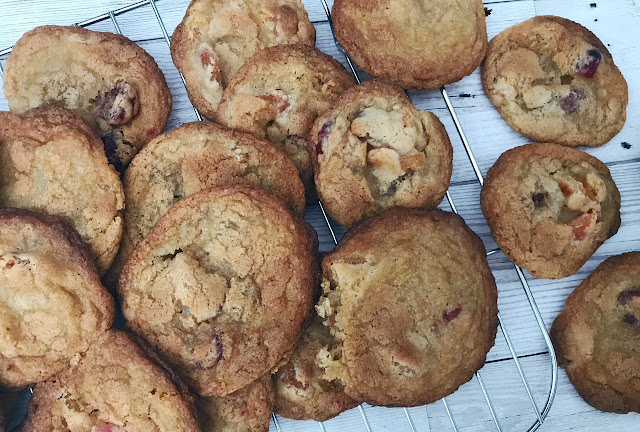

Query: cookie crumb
left=621, top=142, right=631, bottom=149
left=590, top=3, right=597, bottom=7
left=484, top=7, right=492, bottom=16
left=459, top=93, right=473, bottom=98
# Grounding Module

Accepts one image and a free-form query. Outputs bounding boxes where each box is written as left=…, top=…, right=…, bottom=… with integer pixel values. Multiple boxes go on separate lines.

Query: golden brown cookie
left=482, top=16, right=628, bottom=147
left=332, top=0, right=488, bottom=89
left=273, top=312, right=357, bottom=421
left=215, top=44, right=356, bottom=200
left=119, top=186, right=317, bottom=397
left=103, top=121, right=305, bottom=289
left=0, top=108, right=125, bottom=275
left=551, top=252, right=640, bottom=413
left=3, top=25, right=172, bottom=171
left=481, top=143, right=621, bottom=279
left=316, top=208, right=498, bottom=406
left=171, top=0, right=316, bottom=119
left=308, top=80, right=452, bottom=226
left=0, top=209, right=114, bottom=388
left=197, top=374, right=274, bottom=432
left=21, top=330, right=200, bottom=432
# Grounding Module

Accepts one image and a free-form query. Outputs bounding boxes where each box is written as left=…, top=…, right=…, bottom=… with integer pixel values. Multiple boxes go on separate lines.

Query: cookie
left=119, top=186, right=317, bottom=397
left=3, top=25, right=172, bottom=171
left=273, top=312, right=357, bottom=421
left=482, top=16, right=628, bottom=147
left=0, top=209, right=114, bottom=388
left=316, top=208, right=498, bottom=406
left=21, top=330, right=200, bottom=432
left=332, top=0, right=487, bottom=89
left=171, top=0, right=315, bottom=119
left=0, top=108, right=125, bottom=275
left=481, top=143, right=621, bottom=279
left=308, top=80, right=452, bottom=227
left=197, top=374, right=274, bottom=432
left=103, top=121, right=305, bottom=289
left=551, top=252, right=640, bottom=413
left=215, top=44, right=356, bottom=200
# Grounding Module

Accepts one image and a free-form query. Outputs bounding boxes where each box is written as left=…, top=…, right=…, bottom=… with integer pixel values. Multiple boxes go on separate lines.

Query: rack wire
left=0, top=0, right=558, bottom=430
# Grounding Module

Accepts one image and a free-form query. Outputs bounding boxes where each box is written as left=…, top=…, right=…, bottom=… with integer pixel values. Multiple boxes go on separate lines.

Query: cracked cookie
left=22, top=330, right=200, bottom=432
left=0, top=209, right=114, bottom=388
left=103, top=121, right=305, bottom=289
left=0, top=108, right=125, bottom=275
left=481, top=143, right=621, bottom=279
left=551, top=252, right=640, bottom=413
left=332, top=0, right=487, bottom=89
left=119, top=186, right=317, bottom=397
left=482, top=16, right=628, bottom=147
left=316, top=208, right=498, bottom=406
left=308, top=80, right=452, bottom=227
left=197, top=374, right=274, bottom=432
left=3, top=25, right=172, bottom=171
left=215, top=44, right=356, bottom=201
left=171, top=0, right=315, bottom=119
left=273, top=312, right=357, bottom=421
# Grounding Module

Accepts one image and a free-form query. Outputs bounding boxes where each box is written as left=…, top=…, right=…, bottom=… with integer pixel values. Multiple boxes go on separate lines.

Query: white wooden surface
left=1, top=0, right=639, bottom=430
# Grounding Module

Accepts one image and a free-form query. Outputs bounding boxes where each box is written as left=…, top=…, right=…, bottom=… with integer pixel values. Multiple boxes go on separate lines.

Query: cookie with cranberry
left=332, top=0, right=487, bottom=89
left=483, top=16, right=628, bottom=147
left=21, top=330, right=200, bottom=432
left=119, top=186, right=316, bottom=397
left=0, top=108, right=125, bottom=275
left=197, top=374, right=274, bottom=432
left=481, top=143, right=621, bottom=279
left=273, top=312, right=357, bottom=421
left=215, top=44, right=356, bottom=200
left=551, top=252, right=640, bottom=413
left=3, top=25, right=172, bottom=171
left=308, top=80, right=452, bottom=227
left=316, top=208, right=498, bottom=406
left=171, top=0, right=315, bottom=119
left=103, top=121, right=305, bottom=289
left=0, top=209, right=114, bottom=388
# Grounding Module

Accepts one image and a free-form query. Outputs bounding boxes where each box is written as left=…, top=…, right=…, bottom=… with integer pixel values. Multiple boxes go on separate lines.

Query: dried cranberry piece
left=561, top=89, right=587, bottom=114
left=618, top=289, right=640, bottom=305
left=315, top=120, right=334, bottom=155
left=94, top=82, right=139, bottom=126
left=212, top=331, right=224, bottom=363
left=576, top=49, right=602, bottom=78
left=443, top=304, right=463, bottom=323
left=532, top=192, right=548, bottom=208
left=623, top=314, right=639, bottom=326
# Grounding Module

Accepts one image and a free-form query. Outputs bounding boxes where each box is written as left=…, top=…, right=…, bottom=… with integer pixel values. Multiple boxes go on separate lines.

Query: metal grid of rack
left=0, top=0, right=558, bottom=430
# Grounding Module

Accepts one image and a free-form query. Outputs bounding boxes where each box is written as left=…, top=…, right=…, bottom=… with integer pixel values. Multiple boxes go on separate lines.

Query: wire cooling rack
left=0, top=0, right=558, bottom=430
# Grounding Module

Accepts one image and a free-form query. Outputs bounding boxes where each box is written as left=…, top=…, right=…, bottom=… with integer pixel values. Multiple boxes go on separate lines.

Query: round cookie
left=171, top=0, right=316, bottom=119
left=273, top=312, right=357, bottom=421
left=316, top=208, right=498, bottom=406
left=119, top=186, right=317, bottom=397
left=215, top=44, right=357, bottom=200
left=481, top=143, right=621, bottom=279
left=551, top=252, right=640, bottom=413
left=104, top=121, right=305, bottom=288
left=308, top=80, right=452, bottom=227
left=482, top=16, right=628, bottom=147
left=0, top=209, right=114, bottom=388
left=197, top=374, right=274, bottom=432
left=0, top=108, right=125, bottom=275
left=21, top=330, right=200, bottom=432
left=332, top=0, right=487, bottom=89
left=3, top=25, right=172, bottom=171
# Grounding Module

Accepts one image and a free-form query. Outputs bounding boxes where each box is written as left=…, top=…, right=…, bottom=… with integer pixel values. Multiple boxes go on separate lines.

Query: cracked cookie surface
left=171, top=0, right=315, bottom=119
left=215, top=44, right=356, bottom=201
left=551, top=252, right=640, bottom=413
left=0, top=209, right=114, bottom=388
left=119, top=186, right=316, bottom=397
left=273, top=312, right=357, bottom=421
left=482, top=16, right=628, bottom=147
left=22, top=330, right=200, bottom=432
left=481, top=143, right=621, bottom=279
left=316, top=208, right=498, bottom=406
left=104, top=121, right=305, bottom=289
left=3, top=25, right=172, bottom=171
left=197, top=374, right=274, bottom=432
left=309, top=80, right=452, bottom=227
left=332, top=0, right=487, bottom=89
left=0, top=108, right=125, bottom=275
